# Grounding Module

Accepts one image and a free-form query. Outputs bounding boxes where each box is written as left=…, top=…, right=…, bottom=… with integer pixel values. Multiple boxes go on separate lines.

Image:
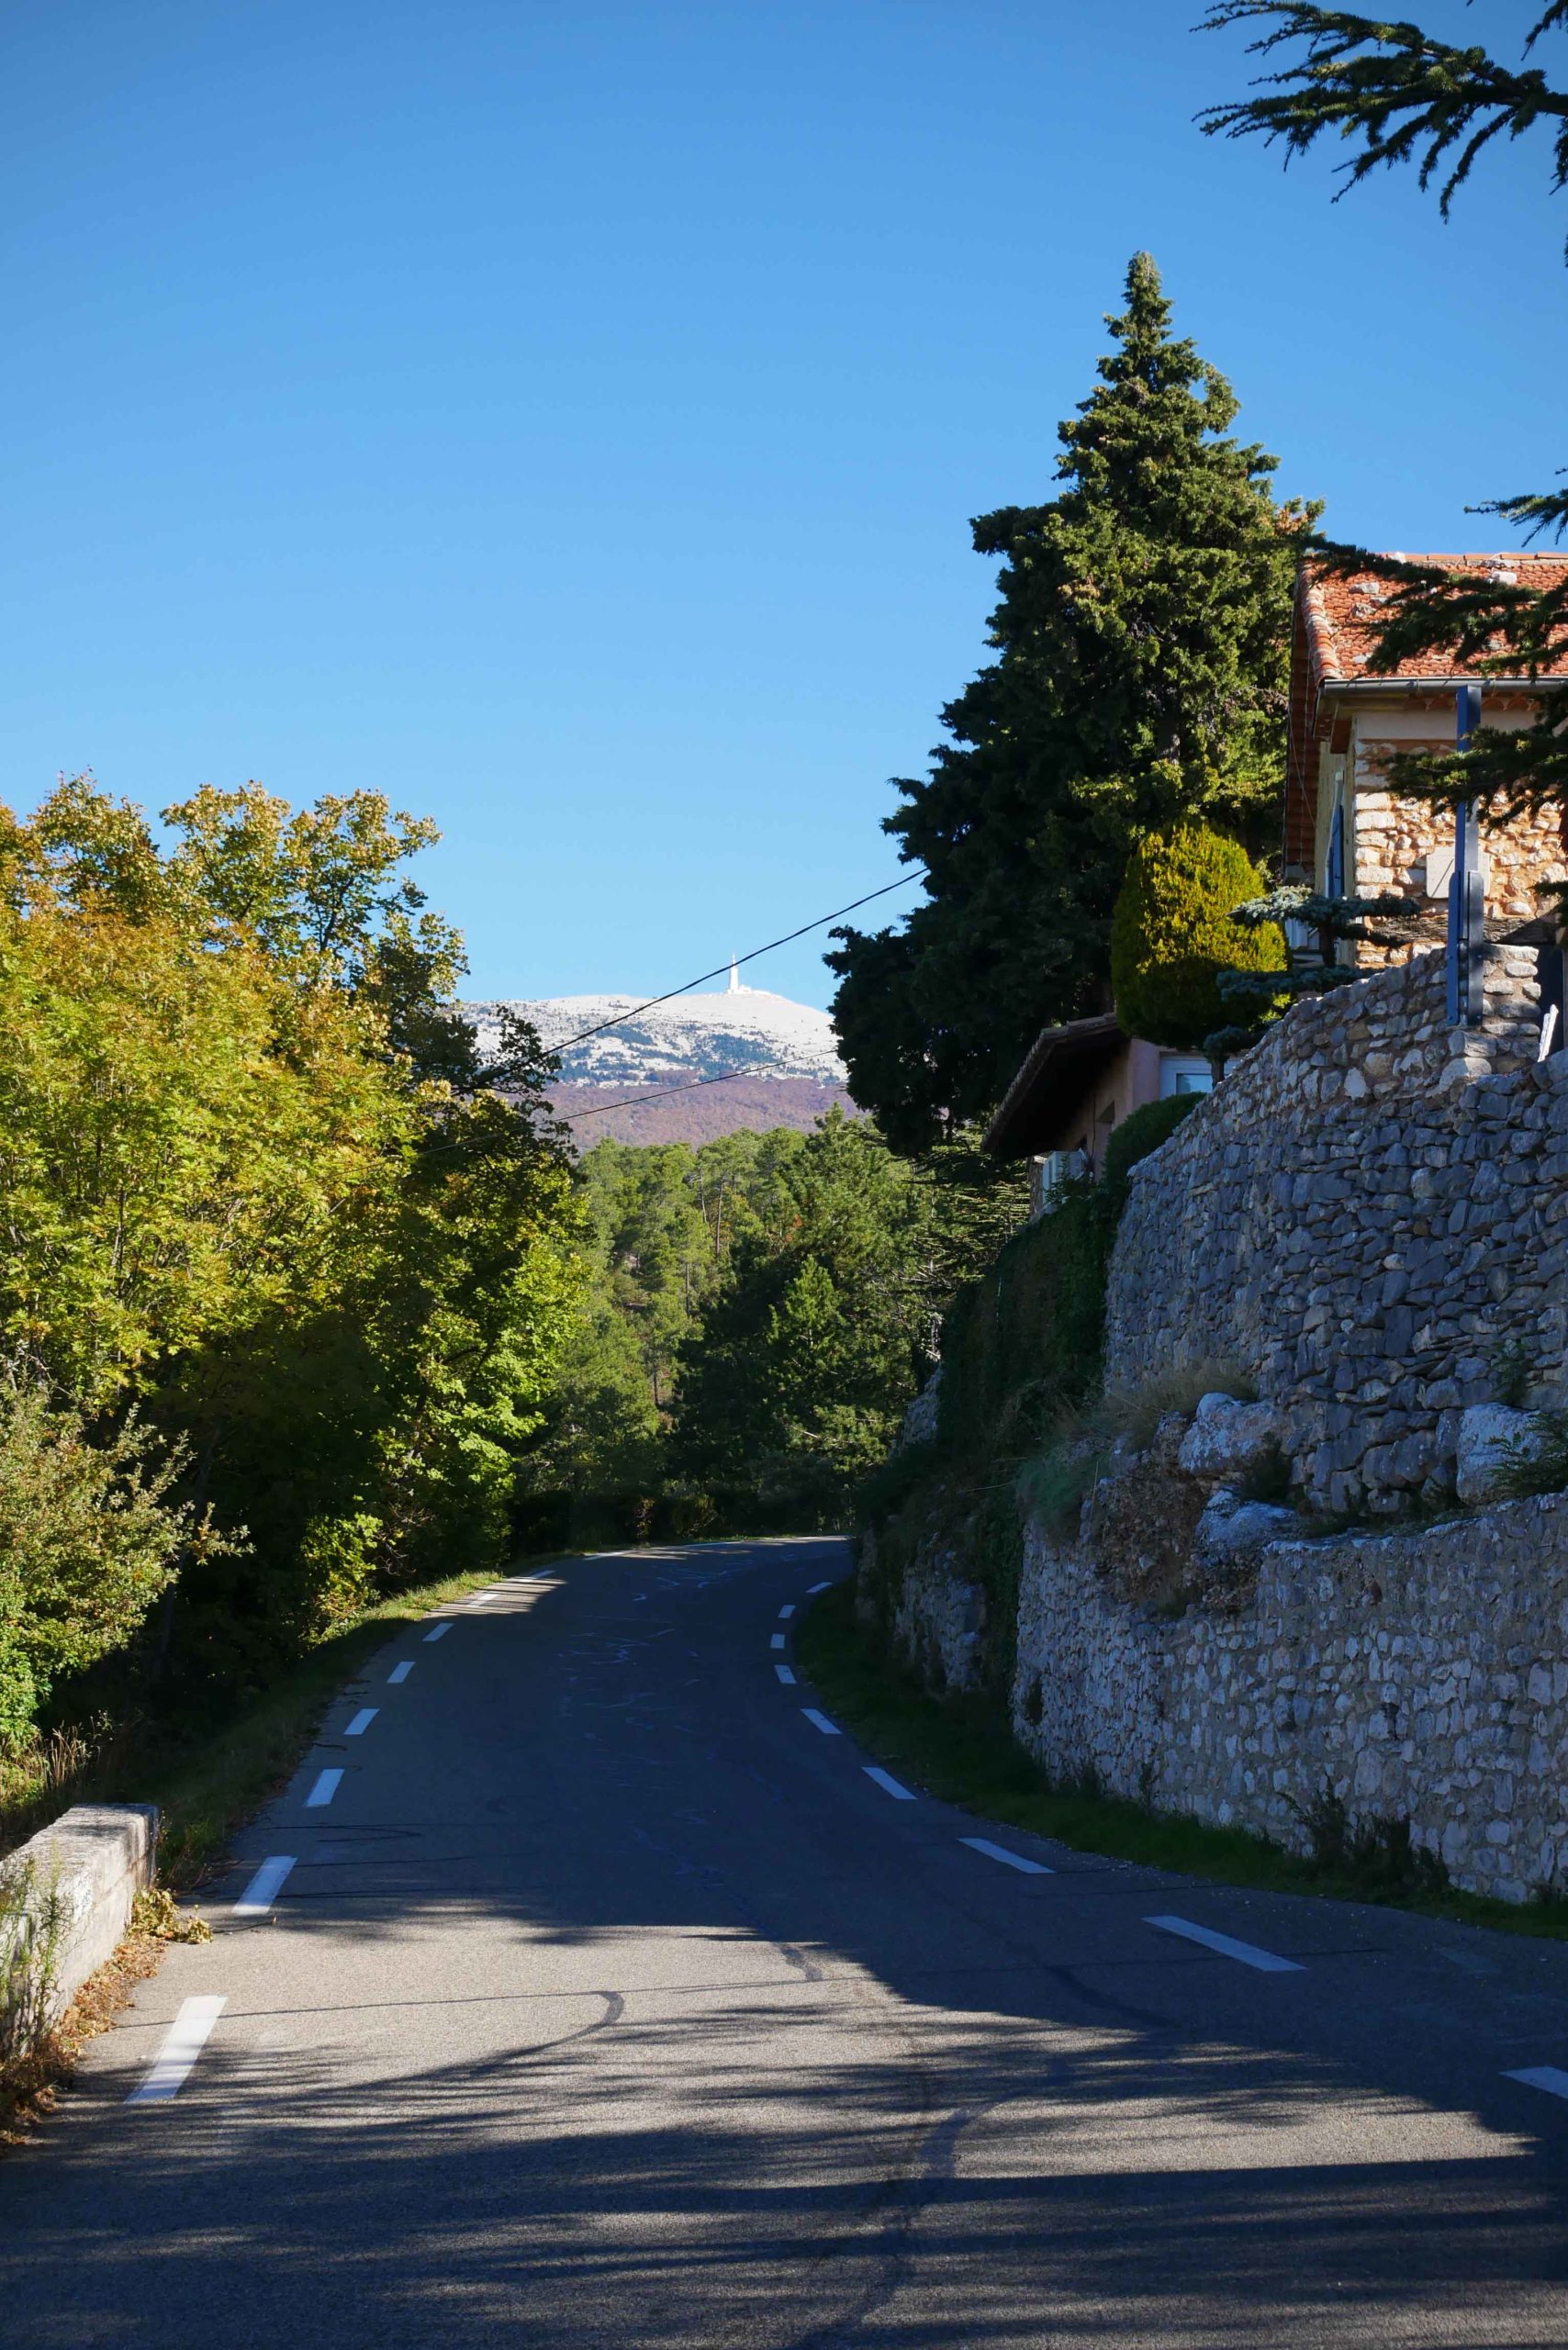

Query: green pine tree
left=667, top=1112, right=931, bottom=1513
left=828, top=252, right=1313, bottom=1151
left=1207, top=879, right=1426, bottom=1062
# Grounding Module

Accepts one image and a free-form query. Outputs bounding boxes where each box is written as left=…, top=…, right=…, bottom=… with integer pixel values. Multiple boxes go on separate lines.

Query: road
left=6, top=1536, right=1568, bottom=2344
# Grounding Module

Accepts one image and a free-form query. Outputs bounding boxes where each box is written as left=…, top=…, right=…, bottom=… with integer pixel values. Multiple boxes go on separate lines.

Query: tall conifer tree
left=828, top=254, right=1310, bottom=1152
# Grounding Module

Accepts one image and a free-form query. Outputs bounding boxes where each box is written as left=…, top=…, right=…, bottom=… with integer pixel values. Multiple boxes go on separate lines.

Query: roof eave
left=982, top=1014, right=1126, bottom=1159
left=1316, top=674, right=1562, bottom=697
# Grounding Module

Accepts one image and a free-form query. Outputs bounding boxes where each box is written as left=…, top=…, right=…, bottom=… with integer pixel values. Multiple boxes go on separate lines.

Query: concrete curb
left=2, top=1804, right=158, bottom=2052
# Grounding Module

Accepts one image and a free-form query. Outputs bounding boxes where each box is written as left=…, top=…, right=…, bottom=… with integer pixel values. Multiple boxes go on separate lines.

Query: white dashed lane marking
left=775, top=1664, right=796, bottom=1684
left=305, top=1769, right=342, bottom=1809
left=125, top=1997, right=227, bottom=2105
left=778, top=1605, right=795, bottom=1619
left=386, top=1661, right=414, bottom=1684
left=344, top=1708, right=377, bottom=1736
left=769, top=1633, right=786, bottom=1650
left=1145, top=1914, right=1304, bottom=1974
left=1506, top=2066, right=1568, bottom=2102
left=233, top=1856, right=297, bottom=1916
left=801, top=1709, right=841, bottom=1737
left=960, top=1836, right=1052, bottom=1875
left=864, top=1766, right=916, bottom=1802
left=423, top=1621, right=452, bottom=1643
left=807, top=1582, right=832, bottom=1594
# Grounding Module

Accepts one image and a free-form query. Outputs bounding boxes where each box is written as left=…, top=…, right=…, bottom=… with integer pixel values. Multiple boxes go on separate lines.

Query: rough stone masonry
left=875, top=942, right=1568, bottom=1902
left=883, top=1427, right=1568, bottom=1906
left=1106, top=942, right=1563, bottom=1514
left=1006, top=1491, right=1568, bottom=1905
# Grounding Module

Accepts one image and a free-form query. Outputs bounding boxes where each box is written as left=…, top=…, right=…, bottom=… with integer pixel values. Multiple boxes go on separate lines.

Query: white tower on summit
left=727, top=955, right=741, bottom=993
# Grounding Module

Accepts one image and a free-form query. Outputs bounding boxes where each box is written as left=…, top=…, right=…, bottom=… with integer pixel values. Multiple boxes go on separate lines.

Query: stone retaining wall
left=868, top=944, right=1568, bottom=1908
left=1005, top=1494, right=1568, bottom=1906
left=1106, top=944, right=1564, bottom=1513
left=881, top=1529, right=986, bottom=1696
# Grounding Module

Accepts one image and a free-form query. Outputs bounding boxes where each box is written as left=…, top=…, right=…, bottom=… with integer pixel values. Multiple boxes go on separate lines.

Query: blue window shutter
left=1327, top=802, right=1345, bottom=899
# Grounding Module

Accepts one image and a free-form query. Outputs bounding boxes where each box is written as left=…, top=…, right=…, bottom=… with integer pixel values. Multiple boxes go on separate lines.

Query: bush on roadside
left=1102, top=1093, right=1203, bottom=1198
left=0, top=1381, right=214, bottom=1754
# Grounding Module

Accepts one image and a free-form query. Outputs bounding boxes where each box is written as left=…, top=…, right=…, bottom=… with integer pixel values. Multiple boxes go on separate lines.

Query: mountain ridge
left=465, top=980, right=857, bottom=1145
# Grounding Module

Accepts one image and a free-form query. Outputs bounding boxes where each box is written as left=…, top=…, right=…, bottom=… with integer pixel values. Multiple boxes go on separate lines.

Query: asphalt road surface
left=7, top=1536, right=1568, bottom=2345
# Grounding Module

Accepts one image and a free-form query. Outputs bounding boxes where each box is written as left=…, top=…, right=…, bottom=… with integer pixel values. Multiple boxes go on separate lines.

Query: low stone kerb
left=2, top=1802, right=158, bottom=2048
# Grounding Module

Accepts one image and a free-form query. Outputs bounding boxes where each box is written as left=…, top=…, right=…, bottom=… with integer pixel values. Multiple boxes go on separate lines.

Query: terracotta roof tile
left=1302, top=554, right=1568, bottom=688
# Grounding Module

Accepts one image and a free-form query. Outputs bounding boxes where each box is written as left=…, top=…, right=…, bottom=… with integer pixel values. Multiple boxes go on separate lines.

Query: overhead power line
left=549, top=868, right=924, bottom=1056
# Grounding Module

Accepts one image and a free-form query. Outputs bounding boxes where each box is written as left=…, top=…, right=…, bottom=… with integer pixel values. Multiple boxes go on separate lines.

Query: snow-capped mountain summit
left=466, top=968, right=846, bottom=1089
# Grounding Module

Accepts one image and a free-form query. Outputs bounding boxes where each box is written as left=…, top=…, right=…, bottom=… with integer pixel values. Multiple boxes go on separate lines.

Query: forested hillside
left=518, top=1115, right=1026, bottom=1540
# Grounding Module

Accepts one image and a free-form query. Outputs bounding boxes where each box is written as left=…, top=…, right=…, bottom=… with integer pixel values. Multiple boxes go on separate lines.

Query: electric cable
left=546, top=868, right=924, bottom=1055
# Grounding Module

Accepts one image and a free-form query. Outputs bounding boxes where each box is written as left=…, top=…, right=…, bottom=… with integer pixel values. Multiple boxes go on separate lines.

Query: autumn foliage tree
left=0, top=776, right=582, bottom=1740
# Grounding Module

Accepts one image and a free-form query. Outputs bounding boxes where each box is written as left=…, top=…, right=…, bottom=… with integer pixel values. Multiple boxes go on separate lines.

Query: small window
left=1159, top=1056, right=1212, bottom=1101
left=1327, top=800, right=1345, bottom=899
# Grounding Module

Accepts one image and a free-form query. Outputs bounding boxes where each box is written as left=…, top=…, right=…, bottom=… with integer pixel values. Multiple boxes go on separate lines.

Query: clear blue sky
left=6, top=2, right=1564, bottom=1007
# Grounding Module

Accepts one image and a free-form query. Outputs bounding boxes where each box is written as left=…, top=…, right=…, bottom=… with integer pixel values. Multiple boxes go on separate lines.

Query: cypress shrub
left=1110, top=824, right=1285, bottom=1049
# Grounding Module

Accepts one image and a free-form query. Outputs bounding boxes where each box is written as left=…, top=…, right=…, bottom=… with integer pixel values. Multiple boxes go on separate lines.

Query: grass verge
left=798, top=1581, right=1568, bottom=1943
left=1, top=1553, right=577, bottom=2147
left=4, top=1553, right=577, bottom=1888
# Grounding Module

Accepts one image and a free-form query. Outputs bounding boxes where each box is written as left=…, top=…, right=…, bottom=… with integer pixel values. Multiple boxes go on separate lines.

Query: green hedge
left=1103, top=1092, right=1203, bottom=1197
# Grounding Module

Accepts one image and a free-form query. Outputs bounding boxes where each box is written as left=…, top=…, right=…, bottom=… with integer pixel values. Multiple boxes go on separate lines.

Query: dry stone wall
left=876, top=1528, right=987, bottom=1697
left=867, top=1452, right=1568, bottom=1905
left=865, top=944, right=1568, bottom=1906
left=1106, top=944, right=1564, bottom=1515
left=1009, top=1494, right=1568, bottom=1906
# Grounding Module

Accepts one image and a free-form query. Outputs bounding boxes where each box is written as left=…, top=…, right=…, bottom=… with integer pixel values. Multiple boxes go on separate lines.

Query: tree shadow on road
left=5, top=1539, right=1568, bottom=2347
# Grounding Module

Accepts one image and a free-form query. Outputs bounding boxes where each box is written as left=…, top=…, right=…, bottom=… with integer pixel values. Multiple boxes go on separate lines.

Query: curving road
left=6, top=1537, right=1568, bottom=2344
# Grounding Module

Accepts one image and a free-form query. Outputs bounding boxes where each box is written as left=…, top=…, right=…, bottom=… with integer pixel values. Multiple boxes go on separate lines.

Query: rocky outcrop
left=1177, top=1393, right=1282, bottom=1488
left=1193, top=1487, right=1300, bottom=1565
left=1454, top=1403, right=1545, bottom=1506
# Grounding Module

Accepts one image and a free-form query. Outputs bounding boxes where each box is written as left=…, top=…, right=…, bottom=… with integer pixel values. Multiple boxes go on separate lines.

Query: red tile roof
left=1301, top=554, right=1568, bottom=688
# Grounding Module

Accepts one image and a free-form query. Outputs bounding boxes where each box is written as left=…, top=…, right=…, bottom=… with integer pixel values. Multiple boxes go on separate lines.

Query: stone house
left=987, top=551, right=1568, bottom=1213
left=1285, top=552, right=1568, bottom=957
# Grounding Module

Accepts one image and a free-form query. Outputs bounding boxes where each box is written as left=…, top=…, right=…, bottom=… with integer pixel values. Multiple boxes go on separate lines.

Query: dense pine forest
left=517, top=1118, right=1025, bottom=1543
